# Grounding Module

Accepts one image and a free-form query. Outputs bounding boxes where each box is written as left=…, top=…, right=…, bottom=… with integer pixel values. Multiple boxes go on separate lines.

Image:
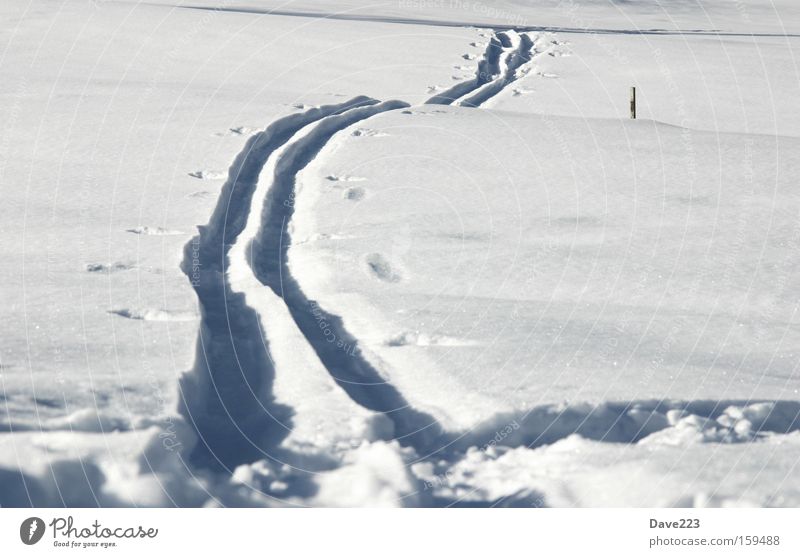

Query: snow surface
left=1, top=0, right=800, bottom=507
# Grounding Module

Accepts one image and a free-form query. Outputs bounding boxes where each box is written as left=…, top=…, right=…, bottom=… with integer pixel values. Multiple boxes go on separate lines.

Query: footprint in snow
left=296, top=232, right=353, bottom=244
left=385, top=331, right=478, bottom=347
left=214, top=126, right=259, bottom=137
left=228, top=126, right=258, bottom=135
left=453, top=65, right=472, bottom=71
left=462, top=53, right=477, bottom=60
left=344, top=187, right=365, bottom=201
left=109, top=308, right=198, bottom=322
left=427, top=85, right=443, bottom=93
left=326, top=174, right=366, bottom=182
left=365, top=253, right=402, bottom=283
left=470, top=41, right=486, bottom=47
left=351, top=128, right=388, bottom=138
left=126, top=226, right=184, bottom=236
left=186, top=190, right=213, bottom=199
left=188, top=170, right=226, bottom=180
left=85, top=262, right=135, bottom=273
left=401, top=109, right=446, bottom=116
left=512, top=87, right=534, bottom=96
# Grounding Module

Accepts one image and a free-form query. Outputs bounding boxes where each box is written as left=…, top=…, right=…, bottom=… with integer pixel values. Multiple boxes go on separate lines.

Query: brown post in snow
left=630, top=86, right=636, bottom=119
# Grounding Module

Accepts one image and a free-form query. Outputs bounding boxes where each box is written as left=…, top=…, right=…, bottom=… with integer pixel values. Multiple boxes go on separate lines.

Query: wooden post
left=630, top=86, right=636, bottom=119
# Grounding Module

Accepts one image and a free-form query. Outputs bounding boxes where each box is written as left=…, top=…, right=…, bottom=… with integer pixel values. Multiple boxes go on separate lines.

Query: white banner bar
left=1, top=509, right=799, bottom=556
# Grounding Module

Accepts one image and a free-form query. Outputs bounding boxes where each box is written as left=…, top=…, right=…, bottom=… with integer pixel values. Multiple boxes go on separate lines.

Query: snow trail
left=426, top=31, right=536, bottom=106
left=458, top=33, right=535, bottom=107
left=178, top=97, right=380, bottom=470
left=177, top=28, right=544, bottom=469
left=243, top=100, right=448, bottom=453
left=175, top=30, right=800, bottom=505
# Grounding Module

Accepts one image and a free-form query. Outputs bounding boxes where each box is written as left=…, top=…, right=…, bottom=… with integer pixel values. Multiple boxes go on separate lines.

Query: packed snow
left=1, top=0, right=799, bottom=507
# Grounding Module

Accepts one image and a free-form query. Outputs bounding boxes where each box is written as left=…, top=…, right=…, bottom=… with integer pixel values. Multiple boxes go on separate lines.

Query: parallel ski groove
left=178, top=97, right=379, bottom=469
left=245, top=100, right=448, bottom=453
left=425, top=31, right=536, bottom=106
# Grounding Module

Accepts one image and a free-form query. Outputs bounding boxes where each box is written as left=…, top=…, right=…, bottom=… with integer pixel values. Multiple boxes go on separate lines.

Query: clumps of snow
left=412, top=446, right=548, bottom=507
left=108, top=308, right=198, bottom=322
left=188, top=170, right=227, bottom=180
left=219, top=440, right=423, bottom=507
left=125, top=226, right=184, bottom=236
left=85, top=261, right=135, bottom=273
left=455, top=401, right=800, bottom=454
left=411, top=442, right=551, bottom=507
left=0, top=421, right=208, bottom=507
left=642, top=402, right=799, bottom=445
left=364, top=253, right=402, bottom=283
left=45, top=408, right=130, bottom=432
left=414, top=426, right=800, bottom=507
left=230, top=459, right=279, bottom=489
left=215, top=459, right=300, bottom=507
left=313, top=441, right=426, bottom=507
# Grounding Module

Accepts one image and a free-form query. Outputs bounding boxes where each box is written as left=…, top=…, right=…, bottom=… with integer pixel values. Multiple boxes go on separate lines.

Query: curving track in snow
left=178, top=29, right=800, bottom=506
left=426, top=30, right=537, bottom=106
left=178, top=96, right=382, bottom=469
left=179, top=30, right=546, bottom=469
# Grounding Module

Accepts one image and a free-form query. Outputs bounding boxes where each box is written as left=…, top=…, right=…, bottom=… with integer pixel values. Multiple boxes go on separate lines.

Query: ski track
left=174, top=30, right=800, bottom=504
left=178, top=96, right=380, bottom=470
left=458, top=33, right=535, bottom=107
left=426, top=31, right=537, bottom=107
left=245, top=99, right=450, bottom=453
